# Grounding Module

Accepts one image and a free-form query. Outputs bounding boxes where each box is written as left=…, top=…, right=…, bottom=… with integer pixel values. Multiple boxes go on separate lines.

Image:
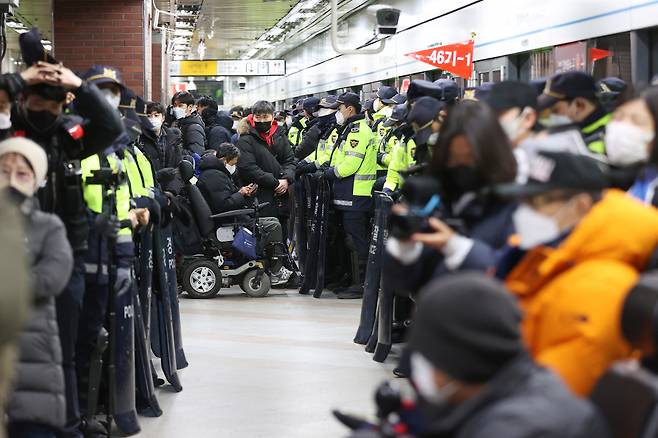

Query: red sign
left=405, top=40, right=474, bottom=79
left=591, top=48, right=612, bottom=62
left=400, top=78, right=411, bottom=94
left=171, top=83, right=187, bottom=94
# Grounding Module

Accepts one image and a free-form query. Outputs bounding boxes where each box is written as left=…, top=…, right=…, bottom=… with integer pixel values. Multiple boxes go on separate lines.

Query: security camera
left=376, top=7, right=401, bottom=35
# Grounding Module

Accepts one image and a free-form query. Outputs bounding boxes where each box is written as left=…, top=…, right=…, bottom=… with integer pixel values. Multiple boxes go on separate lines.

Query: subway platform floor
left=139, top=288, right=392, bottom=438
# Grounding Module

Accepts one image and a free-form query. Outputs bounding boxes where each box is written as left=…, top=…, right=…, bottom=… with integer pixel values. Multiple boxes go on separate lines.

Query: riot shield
left=313, top=178, right=331, bottom=298
left=354, top=193, right=391, bottom=343
left=299, top=174, right=321, bottom=295
left=151, top=226, right=182, bottom=392
left=293, top=179, right=307, bottom=272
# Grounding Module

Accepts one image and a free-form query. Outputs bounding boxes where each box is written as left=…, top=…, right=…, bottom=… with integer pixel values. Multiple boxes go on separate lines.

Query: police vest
left=122, top=145, right=155, bottom=199
left=384, top=137, right=417, bottom=191
left=582, top=113, right=612, bottom=155
left=81, top=153, right=132, bottom=236
left=288, top=118, right=307, bottom=147
left=331, top=117, right=377, bottom=210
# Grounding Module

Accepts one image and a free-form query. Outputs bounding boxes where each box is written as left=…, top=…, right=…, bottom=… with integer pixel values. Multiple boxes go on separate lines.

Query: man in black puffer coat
left=172, top=91, right=206, bottom=155
left=202, top=108, right=233, bottom=151
left=236, top=101, right=295, bottom=222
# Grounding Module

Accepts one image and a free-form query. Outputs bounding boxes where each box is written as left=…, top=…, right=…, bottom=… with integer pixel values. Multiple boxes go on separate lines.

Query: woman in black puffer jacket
left=1, top=138, right=73, bottom=438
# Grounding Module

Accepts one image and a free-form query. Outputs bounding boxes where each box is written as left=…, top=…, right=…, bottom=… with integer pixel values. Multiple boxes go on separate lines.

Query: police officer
left=537, top=71, right=611, bottom=155
left=375, top=93, right=407, bottom=187
left=76, top=66, right=150, bottom=433
left=406, top=96, right=445, bottom=166
left=383, top=104, right=417, bottom=192
left=295, top=95, right=339, bottom=168
left=323, top=92, right=377, bottom=299
left=287, top=99, right=307, bottom=147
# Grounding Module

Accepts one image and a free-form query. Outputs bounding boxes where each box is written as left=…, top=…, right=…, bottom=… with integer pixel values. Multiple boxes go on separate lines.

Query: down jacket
left=505, top=190, right=658, bottom=396
left=6, top=199, right=73, bottom=429
left=197, top=154, right=249, bottom=214
left=236, top=119, right=295, bottom=217
left=177, top=114, right=206, bottom=155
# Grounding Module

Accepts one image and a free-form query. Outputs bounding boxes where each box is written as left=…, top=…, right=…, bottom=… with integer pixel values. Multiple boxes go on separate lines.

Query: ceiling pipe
left=330, top=0, right=385, bottom=55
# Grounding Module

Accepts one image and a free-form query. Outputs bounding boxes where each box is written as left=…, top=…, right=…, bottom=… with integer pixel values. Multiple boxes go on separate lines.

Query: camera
left=376, top=7, right=401, bottom=35
left=86, top=167, right=127, bottom=187
left=388, top=175, right=440, bottom=240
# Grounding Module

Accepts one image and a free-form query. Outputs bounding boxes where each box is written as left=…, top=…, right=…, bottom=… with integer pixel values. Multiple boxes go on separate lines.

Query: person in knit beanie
left=0, top=137, right=73, bottom=437
left=406, top=273, right=609, bottom=438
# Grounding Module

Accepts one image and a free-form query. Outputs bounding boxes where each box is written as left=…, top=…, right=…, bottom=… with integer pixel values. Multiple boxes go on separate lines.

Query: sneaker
left=271, top=267, right=293, bottom=286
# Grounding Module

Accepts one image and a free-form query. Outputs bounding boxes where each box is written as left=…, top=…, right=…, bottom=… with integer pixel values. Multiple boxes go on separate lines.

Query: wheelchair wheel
left=240, top=270, right=271, bottom=298
left=182, top=260, right=222, bottom=299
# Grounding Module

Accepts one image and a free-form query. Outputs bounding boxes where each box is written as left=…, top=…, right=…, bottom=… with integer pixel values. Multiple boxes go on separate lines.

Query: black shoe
left=336, top=286, right=363, bottom=300
left=326, top=273, right=351, bottom=290
left=287, top=273, right=303, bottom=289
left=393, top=366, right=409, bottom=378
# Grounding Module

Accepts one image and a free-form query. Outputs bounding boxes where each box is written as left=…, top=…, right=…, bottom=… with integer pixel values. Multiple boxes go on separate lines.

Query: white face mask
left=173, top=106, right=187, bottom=120
left=604, top=120, right=653, bottom=166
left=335, top=111, right=345, bottom=126
left=410, top=353, right=458, bottom=407
left=500, top=107, right=531, bottom=144
left=380, top=106, right=394, bottom=118
left=0, top=112, right=11, bottom=130
left=101, top=89, right=121, bottom=109
left=318, top=108, right=336, bottom=118
left=540, top=113, right=572, bottom=128
left=427, top=132, right=439, bottom=146
left=148, top=116, right=163, bottom=131
left=373, top=98, right=384, bottom=113
left=232, top=120, right=239, bottom=130
left=285, top=116, right=293, bottom=127
left=512, top=204, right=560, bottom=249
left=225, top=163, right=236, bottom=174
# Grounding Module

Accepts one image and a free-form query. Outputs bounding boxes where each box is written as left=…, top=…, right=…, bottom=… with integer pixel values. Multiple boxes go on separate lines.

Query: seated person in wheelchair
left=197, top=143, right=292, bottom=283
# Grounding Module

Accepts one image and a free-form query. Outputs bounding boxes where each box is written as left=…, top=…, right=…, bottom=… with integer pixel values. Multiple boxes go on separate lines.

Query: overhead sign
left=169, top=59, right=286, bottom=77
left=405, top=40, right=474, bottom=79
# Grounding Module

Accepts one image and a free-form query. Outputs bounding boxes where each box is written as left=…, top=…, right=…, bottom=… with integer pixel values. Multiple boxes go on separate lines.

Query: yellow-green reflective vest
left=384, top=137, right=417, bottom=191
left=81, top=153, right=132, bottom=237
left=582, top=113, right=612, bottom=155
left=332, top=117, right=377, bottom=202
left=288, top=118, right=307, bottom=147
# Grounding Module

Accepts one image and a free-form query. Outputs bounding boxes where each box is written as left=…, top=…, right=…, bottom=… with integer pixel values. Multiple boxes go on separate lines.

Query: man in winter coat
left=236, top=100, right=295, bottom=223
left=402, top=273, right=609, bottom=438
left=0, top=138, right=74, bottom=437
left=494, top=147, right=658, bottom=396
left=202, top=108, right=233, bottom=150
left=143, top=101, right=183, bottom=171
left=172, top=91, right=206, bottom=155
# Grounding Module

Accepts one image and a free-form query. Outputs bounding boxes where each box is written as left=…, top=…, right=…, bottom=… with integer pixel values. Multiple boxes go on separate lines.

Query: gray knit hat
left=408, top=273, right=524, bottom=383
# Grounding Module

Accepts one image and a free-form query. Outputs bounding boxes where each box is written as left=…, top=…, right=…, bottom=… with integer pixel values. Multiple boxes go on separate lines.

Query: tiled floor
left=139, top=288, right=393, bottom=437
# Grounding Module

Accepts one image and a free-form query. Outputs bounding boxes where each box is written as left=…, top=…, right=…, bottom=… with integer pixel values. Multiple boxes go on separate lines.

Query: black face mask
left=443, top=165, right=482, bottom=197
left=254, top=121, right=272, bottom=133
left=26, top=109, right=60, bottom=133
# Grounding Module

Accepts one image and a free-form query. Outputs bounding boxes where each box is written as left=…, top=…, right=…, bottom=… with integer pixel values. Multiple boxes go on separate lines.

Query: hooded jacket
left=235, top=116, right=295, bottom=217
left=177, top=113, right=206, bottom=155
left=7, top=199, right=73, bottom=429
left=197, top=154, right=248, bottom=214
left=417, top=355, right=609, bottom=438
left=206, top=112, right=234, bottom=150
left=505, top=190, right=658, bottom=396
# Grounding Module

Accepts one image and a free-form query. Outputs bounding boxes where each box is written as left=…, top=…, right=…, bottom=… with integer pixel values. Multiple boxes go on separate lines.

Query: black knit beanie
left=408, top=273, right=524, bottom=383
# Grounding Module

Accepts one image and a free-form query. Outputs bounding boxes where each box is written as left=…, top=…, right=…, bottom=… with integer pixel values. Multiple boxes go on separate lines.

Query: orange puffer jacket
left=506, top=190, right=658, bottom=396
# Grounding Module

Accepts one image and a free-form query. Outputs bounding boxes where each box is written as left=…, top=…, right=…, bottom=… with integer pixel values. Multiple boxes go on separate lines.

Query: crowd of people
left=3, top=23, right=658, bottom=438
